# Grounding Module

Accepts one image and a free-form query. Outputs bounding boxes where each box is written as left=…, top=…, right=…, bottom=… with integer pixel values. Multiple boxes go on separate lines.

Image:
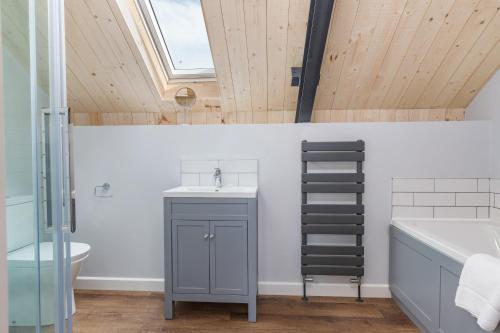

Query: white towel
left=455, top=253, right=500, bottom=332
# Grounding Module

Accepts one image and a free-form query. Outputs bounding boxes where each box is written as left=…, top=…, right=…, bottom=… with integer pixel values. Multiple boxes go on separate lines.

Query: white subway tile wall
left=434, top=207, right=477, bottom=219
left=181, top=159, right=258, bottom=187
left=491, top=179, right=500, bottom=194
left=478, top=179, right=490, bottom=193
left=455, top=193, right=489, bottom=207
left=434, top=178, right=478, bottom=193
left=392, top=193, right=413, bottom=206
left=414, top=193, right=455, bottom=207
left=392, top=178, right=493, bottom=219
left=491, top=206, right=500, bottom=222
left=238, top=173, right=258, bottom=186
left=392, top=206, right=434, bottom=219
left=180, top=173, right=199, bottom=186
left=477, top=207, right=490, bottom=219
left=199, top=173, right=216, bottom=186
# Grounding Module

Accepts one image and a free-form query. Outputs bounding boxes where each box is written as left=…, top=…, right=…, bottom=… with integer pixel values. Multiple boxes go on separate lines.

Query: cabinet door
left=172, top=220, right=210, bottom=294
left=210, top=221, right=248, bottom=295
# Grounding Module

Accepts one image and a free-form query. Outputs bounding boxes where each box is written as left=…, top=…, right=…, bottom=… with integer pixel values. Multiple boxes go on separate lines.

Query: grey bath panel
left=172, top=220, right=210, bottom=294
left=210, top=220, right=248, bottom=295
left=390, top=226, right=500, bottom=333
left=390, top=236, right=439, bottom=328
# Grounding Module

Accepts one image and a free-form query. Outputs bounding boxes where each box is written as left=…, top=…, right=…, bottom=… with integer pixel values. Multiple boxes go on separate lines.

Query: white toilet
left=6, top=196, right=90, bottom=326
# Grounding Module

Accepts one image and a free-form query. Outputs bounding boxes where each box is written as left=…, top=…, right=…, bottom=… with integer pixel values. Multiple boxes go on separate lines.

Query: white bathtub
left=391, top=219, right=500, bottom=264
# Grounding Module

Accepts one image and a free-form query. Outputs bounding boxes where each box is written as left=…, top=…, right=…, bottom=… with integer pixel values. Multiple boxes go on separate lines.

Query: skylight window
left=138, top=0, right=215, bottom=81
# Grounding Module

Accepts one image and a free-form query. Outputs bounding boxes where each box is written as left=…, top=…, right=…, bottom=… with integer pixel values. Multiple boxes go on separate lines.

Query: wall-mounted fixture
left=291, top=67, right=302, bottom=87
left=301, top=140, right=365, bottom=301
left=174, top=87, right=197, bottom=108
left=94, top=183, right=112, bottom=198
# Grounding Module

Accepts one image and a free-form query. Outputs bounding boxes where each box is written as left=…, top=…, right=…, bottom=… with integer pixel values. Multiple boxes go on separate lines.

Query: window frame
left=136, top=0, right=216, bottom=82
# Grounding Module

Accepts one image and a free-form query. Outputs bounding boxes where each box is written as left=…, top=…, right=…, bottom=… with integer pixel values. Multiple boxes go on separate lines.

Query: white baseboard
left=76, top=276, right=165, bottom=292
left=259, top=281, right=391, bottom=298
left=76, top=276, right=390, bottom=298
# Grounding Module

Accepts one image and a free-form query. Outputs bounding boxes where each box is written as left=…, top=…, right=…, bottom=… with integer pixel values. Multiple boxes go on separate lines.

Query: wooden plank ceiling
left=65, top=0, right=222, bottom=125
left=313, top=0, right=500, bottom=122
left=4, top=0, right=500, bottom=125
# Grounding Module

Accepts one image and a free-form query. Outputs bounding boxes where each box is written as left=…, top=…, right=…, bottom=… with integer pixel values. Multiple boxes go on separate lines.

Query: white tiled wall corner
left=180, top=159, right=258, bottom=187
left=490, top=207, right=500, bottom=222
left=392, top=178, right=496, bottom=220
left=477, top=207, right=489, bottom=219
left=490, top=179, right=500, bottom=194
left=478, top=179, right=490, bottom=192
left=491, top=179, right=500, bottom=223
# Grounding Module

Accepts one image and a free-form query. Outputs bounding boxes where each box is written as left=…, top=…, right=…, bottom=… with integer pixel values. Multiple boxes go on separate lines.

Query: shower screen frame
left=30, top=0, right=73, bottom=332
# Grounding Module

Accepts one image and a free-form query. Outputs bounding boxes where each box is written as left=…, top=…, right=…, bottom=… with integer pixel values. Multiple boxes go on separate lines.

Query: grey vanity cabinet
left=164, top=198, right=258, bottom=322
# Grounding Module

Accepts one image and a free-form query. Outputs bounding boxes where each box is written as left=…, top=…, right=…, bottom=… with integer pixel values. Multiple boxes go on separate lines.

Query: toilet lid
left=8, top=242, right=91, bottom=268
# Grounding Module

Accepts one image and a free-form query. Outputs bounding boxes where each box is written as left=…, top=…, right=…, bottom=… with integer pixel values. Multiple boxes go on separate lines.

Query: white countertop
left=163, top=186, right=258, bottom=199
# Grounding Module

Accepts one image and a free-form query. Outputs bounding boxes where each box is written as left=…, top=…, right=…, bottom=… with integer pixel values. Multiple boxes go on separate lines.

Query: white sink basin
left=163, top=186, right=258, bottom=198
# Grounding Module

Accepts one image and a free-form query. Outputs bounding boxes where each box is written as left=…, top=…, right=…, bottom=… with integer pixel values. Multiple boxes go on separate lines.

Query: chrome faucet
left=214, top=168, right=222, bottom=188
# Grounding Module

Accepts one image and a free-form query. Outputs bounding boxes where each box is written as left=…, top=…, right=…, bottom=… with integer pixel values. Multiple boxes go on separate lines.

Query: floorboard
left=71, top=290, right=419, bottom=333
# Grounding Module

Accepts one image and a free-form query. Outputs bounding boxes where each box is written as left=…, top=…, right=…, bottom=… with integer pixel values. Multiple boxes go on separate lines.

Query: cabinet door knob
left=203, top=234, right=209, bottom=239
left=209, top=234, right=215, bottom=239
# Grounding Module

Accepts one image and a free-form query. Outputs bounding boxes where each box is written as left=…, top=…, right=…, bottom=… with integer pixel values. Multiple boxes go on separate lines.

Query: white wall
left=466, top=69, right=500, bottom=177
left=72, top=121, right=490, bottom=296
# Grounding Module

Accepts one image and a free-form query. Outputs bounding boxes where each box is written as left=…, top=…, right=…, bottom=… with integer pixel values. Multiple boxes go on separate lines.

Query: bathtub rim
left=391, top=218, right=498, bottom=264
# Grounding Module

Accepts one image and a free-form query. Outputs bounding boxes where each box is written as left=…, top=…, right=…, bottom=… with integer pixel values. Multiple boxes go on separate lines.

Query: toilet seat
left=8, top=242, right=91, bottom=268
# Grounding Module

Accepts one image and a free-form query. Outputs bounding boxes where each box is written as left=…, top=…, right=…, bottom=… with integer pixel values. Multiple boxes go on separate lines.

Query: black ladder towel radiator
left=301, top=140, right=365, bottom=301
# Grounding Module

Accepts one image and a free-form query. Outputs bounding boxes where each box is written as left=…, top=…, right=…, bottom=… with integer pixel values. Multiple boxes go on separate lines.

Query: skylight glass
left=146, top=0, right=214, bottom=77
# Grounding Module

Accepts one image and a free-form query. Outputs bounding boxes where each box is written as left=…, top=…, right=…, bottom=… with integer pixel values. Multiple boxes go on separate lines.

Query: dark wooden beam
left=295, top=0, right=335, bottom=123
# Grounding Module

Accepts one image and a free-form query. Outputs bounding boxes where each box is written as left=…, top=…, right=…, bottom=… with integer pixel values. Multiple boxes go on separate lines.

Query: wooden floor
left=72, top=290, right=419, bottom=333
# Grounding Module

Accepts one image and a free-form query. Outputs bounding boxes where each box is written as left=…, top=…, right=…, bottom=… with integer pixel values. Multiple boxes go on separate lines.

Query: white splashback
left=6, top=196, right=35, bottom=252
left=391, top=178, right=491, bottom=219
left=180, top=159, right=258, bottom=187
